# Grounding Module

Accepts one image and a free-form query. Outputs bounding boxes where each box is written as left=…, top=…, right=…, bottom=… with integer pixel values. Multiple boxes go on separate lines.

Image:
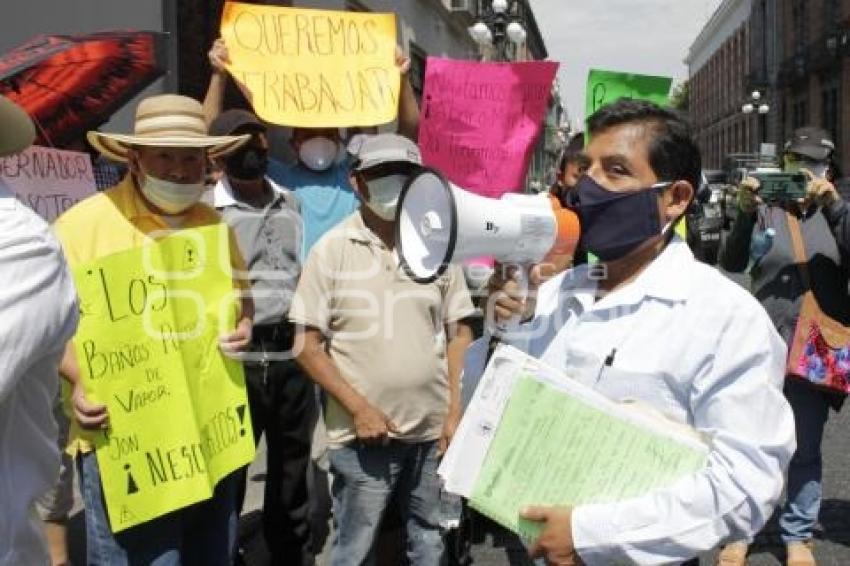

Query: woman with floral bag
left=720, top=127, right=850, bottom=566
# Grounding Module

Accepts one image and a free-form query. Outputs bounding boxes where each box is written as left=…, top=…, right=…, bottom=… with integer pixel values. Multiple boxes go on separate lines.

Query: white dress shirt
left=466, top=237, right=795, bottom=565
left=0, top=188, right=78, bottom=566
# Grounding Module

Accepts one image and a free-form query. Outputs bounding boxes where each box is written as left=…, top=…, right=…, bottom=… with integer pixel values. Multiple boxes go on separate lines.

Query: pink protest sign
left=0, top=145, right=96, bottom=222
left=418, top=57, right=559, bottom=197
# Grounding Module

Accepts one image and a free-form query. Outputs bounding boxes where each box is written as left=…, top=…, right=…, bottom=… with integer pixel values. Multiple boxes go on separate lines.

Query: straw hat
left=0, top=95, right=35, bottom=157
left=87, top=94, right=249, bottom=163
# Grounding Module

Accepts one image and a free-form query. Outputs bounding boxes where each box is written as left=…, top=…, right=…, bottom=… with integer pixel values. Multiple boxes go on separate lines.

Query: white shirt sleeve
left=571, top=302, right=796, bottom=565
left=0, top=202, right=78, bottom=403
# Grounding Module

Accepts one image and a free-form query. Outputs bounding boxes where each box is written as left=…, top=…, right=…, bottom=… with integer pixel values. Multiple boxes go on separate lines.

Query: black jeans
left=238, top=325, right=316, bottom=566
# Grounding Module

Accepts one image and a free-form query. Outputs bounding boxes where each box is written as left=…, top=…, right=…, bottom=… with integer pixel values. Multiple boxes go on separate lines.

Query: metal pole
left=755, top=111, right=760, bottom=154
left=494, top=12, right=507, bottom=61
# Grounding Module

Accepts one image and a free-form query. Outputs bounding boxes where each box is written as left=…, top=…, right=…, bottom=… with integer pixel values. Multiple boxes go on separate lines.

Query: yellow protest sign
left=72, top=225, right=255, bottom=532
left=675, top=218, right=688, bottom=240
left=221, top=2, right=400, bottom=128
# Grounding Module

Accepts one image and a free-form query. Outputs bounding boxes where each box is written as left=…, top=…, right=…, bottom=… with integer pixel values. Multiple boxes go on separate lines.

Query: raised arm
left=202, top=38, right=230, bottom=127
left=395, top=47, right=420, bottom=141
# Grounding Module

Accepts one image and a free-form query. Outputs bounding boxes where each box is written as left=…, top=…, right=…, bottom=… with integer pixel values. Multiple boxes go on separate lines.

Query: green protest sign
left=72, top=225, right=254, bottom=532
left=585, top=69, right=673, bottom=120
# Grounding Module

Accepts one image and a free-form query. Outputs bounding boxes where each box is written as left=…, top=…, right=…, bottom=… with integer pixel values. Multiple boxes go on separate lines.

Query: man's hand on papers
left=72, top=382, right=109, bottom=430
left=522, top=505, right=583, bottom=566
left=438, top=408, right=462, bottom=456
left=354, top=402, right=398, bottom=445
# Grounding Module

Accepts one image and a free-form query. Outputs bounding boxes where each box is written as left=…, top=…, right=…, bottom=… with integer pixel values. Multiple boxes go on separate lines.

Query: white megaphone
left=396, top=168, right=580, bottom=335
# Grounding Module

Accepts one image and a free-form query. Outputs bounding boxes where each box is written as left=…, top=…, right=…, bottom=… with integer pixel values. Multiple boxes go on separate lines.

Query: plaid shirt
left=92, top=156, right=126, bottom=190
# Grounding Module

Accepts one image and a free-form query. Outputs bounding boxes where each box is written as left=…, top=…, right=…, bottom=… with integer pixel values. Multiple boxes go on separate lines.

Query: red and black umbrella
left=0, top=31, right=167, bottom=147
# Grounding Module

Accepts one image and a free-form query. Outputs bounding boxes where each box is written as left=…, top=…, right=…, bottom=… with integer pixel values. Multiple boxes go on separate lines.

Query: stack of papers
left=439, top=345, right=708, bottom=539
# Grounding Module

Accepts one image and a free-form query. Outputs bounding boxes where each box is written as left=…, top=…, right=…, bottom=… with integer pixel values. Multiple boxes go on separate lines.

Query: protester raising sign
left=71, top=225, right=254, bottom=532
left=0, top=145, right=95, bottom=222
left=220, top=2, right=400, bottom=127
left=585, top=68, right=672, bottom=120
left=418, top=57, right=558, bottom=197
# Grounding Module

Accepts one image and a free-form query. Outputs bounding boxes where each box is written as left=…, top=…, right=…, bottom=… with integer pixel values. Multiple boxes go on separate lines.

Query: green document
left=469, top=375, right=707, bottom=539
left=585, top=68, right=673, bottom=119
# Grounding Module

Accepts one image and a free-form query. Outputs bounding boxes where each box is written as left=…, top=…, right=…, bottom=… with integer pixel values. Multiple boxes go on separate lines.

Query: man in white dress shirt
left=484, top=99, right=796, bottom=565
left=0, top=96, right=79, bottom=566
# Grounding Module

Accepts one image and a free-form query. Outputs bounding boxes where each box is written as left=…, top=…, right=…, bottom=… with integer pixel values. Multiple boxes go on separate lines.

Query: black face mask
left=571, top=175, right=671, bottom=262
left=225, top=146, right=268, bottom=181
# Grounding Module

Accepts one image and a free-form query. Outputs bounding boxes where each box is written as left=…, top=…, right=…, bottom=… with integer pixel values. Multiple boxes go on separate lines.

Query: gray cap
left=347, top=133, right=421, bottom=171
left=785, top=126, right=835, bottom=161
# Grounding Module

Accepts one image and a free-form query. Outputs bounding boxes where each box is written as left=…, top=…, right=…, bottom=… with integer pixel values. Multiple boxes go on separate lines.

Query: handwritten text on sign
left=72, top=225, right=254, bottom=532
left=0, top=145, right=95, bottom=222
left=221, top=2, right=400, bottom=128
left=585, top=69, right=672, bottom=120
left=419, top=58, right=558, bottom=197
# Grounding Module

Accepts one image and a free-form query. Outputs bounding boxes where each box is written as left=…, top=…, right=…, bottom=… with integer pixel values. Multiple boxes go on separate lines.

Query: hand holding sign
left=395, top=45, right=411, bottom=75
left=72, top=380, right=108, bottom=429
left=208, top=37, right=230, bottom=76
left=219, top=316, right=252, bottom=357
left=220, top=2, right=401, bottom=128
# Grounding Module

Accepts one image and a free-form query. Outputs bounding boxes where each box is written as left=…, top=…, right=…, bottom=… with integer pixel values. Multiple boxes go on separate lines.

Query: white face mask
left=364, top=174, right=408, bottom=221
left=138, top=173, right=205, bottom=215
left=299, top=137, right=338, bottom=172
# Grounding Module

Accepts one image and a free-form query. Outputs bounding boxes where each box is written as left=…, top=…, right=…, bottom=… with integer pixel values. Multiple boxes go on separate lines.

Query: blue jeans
left=779, top=379, right=832, bottom=542
left=328, top=440, right=444, bottom=566
left=78, top=452, right=238, bottom=565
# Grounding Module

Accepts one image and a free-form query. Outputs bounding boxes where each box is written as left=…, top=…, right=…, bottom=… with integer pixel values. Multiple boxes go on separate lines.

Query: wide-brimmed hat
left=87, top=94, right=249, bottom=163
left=0, top=95, right=35, bottom=157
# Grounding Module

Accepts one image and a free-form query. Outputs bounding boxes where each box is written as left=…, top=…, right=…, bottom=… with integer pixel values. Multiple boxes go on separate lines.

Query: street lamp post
left=469, top=0, right=527, bottom=62
left=741, top=90, right=770, bottom=154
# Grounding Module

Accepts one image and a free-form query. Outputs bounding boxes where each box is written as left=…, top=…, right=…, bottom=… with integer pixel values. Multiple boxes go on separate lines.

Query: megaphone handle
left=491, top=264, right=529, bottom=339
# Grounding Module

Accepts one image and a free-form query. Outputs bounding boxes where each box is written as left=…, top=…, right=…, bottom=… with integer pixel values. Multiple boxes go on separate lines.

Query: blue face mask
left=571, top=175, right=672, bottom=262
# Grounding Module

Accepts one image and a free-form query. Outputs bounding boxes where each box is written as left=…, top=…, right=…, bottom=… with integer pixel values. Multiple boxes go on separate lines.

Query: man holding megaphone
left=470, top=99, right=796, bottom=565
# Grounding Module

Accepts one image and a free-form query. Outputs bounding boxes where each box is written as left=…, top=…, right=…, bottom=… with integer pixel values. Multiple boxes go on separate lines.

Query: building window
left=822, top=85, right=839, bottom=149
left=792, top=99, right=809, bottom=129
left=824, top=0, right=839, bottom=30
left=736, top=121, right=742, bottom=152
left=791, top=0, right=808, bottom=53
left=408, top=42, right=427, bottom=104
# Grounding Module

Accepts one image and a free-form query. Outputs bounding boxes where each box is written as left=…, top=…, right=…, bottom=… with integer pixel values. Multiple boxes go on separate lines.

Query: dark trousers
left=237, top=328, right=315, bottom=566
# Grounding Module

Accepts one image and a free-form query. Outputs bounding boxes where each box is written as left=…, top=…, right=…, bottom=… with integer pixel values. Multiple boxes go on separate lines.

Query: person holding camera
left=719, top=127, right=850, bottom=566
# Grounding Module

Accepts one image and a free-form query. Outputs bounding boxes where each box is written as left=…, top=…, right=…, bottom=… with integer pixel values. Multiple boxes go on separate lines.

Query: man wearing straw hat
left=53, top=94, right=254, bottom=565
left=0, top=95, right=79, bottom=566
